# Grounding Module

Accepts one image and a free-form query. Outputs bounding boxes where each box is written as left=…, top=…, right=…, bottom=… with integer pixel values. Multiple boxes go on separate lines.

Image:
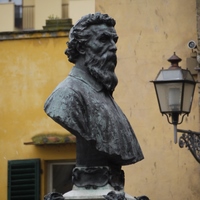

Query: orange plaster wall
left=95, top=0, right=200, bottom=199
left=0, top=35, right=75, bottom=199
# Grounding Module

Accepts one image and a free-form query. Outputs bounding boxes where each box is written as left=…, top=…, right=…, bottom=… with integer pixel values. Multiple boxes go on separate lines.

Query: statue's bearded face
left=84, top=24, right=119, bottom=92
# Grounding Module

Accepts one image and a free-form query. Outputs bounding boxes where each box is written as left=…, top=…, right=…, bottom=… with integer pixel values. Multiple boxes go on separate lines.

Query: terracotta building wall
left=0, top=32, right=76, bottom=199
left=95, top=0, right=200, bottom=199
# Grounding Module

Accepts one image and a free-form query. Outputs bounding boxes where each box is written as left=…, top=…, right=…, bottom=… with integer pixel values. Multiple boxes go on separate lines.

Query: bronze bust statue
left=44, top=13, right=144, bottom=191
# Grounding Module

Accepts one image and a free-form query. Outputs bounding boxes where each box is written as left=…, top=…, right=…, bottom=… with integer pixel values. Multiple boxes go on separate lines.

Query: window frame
left=8, top=158, right=41, bottom=200
left=46, top=160, right=75, bottom=194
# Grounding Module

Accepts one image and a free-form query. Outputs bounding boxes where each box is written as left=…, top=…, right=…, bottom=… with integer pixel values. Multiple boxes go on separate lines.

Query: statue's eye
left=99, top=35, right=110, bottom=43
left=113, top=36, right=118, bottom=43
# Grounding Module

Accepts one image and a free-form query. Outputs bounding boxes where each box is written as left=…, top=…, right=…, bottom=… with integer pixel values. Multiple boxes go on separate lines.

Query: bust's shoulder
left=54, top=75, right=90, bottom=95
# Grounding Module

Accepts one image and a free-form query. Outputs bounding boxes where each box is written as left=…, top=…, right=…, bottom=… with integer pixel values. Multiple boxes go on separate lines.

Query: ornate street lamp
left=152, top=52, right=200, bottom=163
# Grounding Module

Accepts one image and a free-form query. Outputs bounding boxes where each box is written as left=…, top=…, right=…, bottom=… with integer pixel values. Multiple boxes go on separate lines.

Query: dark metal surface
left=164, top=113, right=187, bottom=125
left=103, top=191, right=126, bottom=200
left=178, top=129, right=200, bottom=163
left=44, top=192, right=64, bottom=200
left=44, top=13, right=144, bottom=189
left=72, top=167, right=124, bottom=191
left=135, top=196, right=150, bottom=200
left=42, top=13, right=147, bottom=200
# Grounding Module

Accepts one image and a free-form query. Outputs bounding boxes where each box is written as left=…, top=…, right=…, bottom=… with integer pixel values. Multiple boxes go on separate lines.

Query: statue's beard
left=85, top=51, right=118, bottom=93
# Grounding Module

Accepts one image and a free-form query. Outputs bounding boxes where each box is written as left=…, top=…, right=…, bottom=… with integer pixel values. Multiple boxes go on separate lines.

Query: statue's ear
left=76, top=42, right=86, bottom=55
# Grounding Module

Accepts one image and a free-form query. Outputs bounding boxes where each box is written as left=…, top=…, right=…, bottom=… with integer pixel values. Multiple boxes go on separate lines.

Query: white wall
left=23, top=0, right=34, bottom=6
left=35, top=0, right=62, bottom=30
left=0, top=2, right=14, bottom=32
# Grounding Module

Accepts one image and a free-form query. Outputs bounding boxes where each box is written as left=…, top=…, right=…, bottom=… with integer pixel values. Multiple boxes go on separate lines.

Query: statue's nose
left=110, top=40, right=117, bottom=52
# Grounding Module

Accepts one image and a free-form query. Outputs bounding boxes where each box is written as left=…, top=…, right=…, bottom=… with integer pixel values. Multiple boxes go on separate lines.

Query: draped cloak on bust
left=44, top=67, right=144, bottom=165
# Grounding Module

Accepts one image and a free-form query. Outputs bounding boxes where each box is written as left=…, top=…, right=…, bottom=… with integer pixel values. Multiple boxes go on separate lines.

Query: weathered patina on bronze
left=44, top=12, right=144, bottom=192
left=44, top=192, right=64, bottom=200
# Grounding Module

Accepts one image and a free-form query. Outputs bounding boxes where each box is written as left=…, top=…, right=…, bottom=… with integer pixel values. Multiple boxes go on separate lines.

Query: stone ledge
left=63, top=185, right=137, bottom=200
left=0, top=29, right=70, bottom=41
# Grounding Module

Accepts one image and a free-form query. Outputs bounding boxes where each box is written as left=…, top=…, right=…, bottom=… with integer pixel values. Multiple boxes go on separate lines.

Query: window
left=14, top=0, right=22, bottom=29
left=46, top=161, right=75, bottom=194
left=8, top=159, right=40, bottom=200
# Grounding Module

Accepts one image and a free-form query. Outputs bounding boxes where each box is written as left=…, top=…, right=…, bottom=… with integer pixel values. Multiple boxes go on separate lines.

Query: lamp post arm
left=177, top=129, right=200, bottom=164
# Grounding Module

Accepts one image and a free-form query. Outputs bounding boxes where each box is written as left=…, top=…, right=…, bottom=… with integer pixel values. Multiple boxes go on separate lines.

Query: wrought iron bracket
left=178, top=129, right=200, bottom=163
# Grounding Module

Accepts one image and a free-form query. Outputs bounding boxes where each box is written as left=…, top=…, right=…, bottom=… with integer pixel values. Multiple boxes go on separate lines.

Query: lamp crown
left=168, top=52, right=182, bottom=69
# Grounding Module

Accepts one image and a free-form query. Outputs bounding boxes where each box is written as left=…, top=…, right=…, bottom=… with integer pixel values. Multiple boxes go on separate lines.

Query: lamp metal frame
left=152, top=52, right=200, bottom=163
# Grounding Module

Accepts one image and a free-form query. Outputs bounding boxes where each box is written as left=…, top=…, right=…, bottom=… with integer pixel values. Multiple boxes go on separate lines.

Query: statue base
left=63, top=184, right=137, bottom=200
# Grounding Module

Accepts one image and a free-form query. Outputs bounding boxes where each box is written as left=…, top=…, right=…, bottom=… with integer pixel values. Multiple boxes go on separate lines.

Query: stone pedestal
left=63, top=184, right=137, bottom=200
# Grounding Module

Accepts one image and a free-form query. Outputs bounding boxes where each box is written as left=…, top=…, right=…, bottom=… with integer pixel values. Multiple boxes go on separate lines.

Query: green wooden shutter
left=8, top=159, right=40, bottom=200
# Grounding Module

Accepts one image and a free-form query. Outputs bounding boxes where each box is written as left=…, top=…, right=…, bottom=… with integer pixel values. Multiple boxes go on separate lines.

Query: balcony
left=15, top=3, right=69, bottom=30
left=0, top=0, right=94, bottom=32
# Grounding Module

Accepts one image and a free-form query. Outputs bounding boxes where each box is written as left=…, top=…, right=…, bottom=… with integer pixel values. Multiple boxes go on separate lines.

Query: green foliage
left=48, top=14, right=60, bottom=20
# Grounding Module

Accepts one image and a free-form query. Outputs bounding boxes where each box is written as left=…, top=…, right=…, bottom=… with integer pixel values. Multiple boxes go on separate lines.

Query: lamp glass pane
left=156, top=69, right=183, bottom=81
left=155, top=82, right=183, bottom=113
left=182, top=70, right=195, bottom=81
left=182, top=83, right=195, bottom=112
left=168, top=87, right=181, bottom=111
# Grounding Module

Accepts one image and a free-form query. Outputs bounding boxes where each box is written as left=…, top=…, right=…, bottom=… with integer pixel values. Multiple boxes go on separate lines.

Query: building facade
left=0, top=0, right=95, bottom=31
left=0, top=0, right=200, bottom=200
